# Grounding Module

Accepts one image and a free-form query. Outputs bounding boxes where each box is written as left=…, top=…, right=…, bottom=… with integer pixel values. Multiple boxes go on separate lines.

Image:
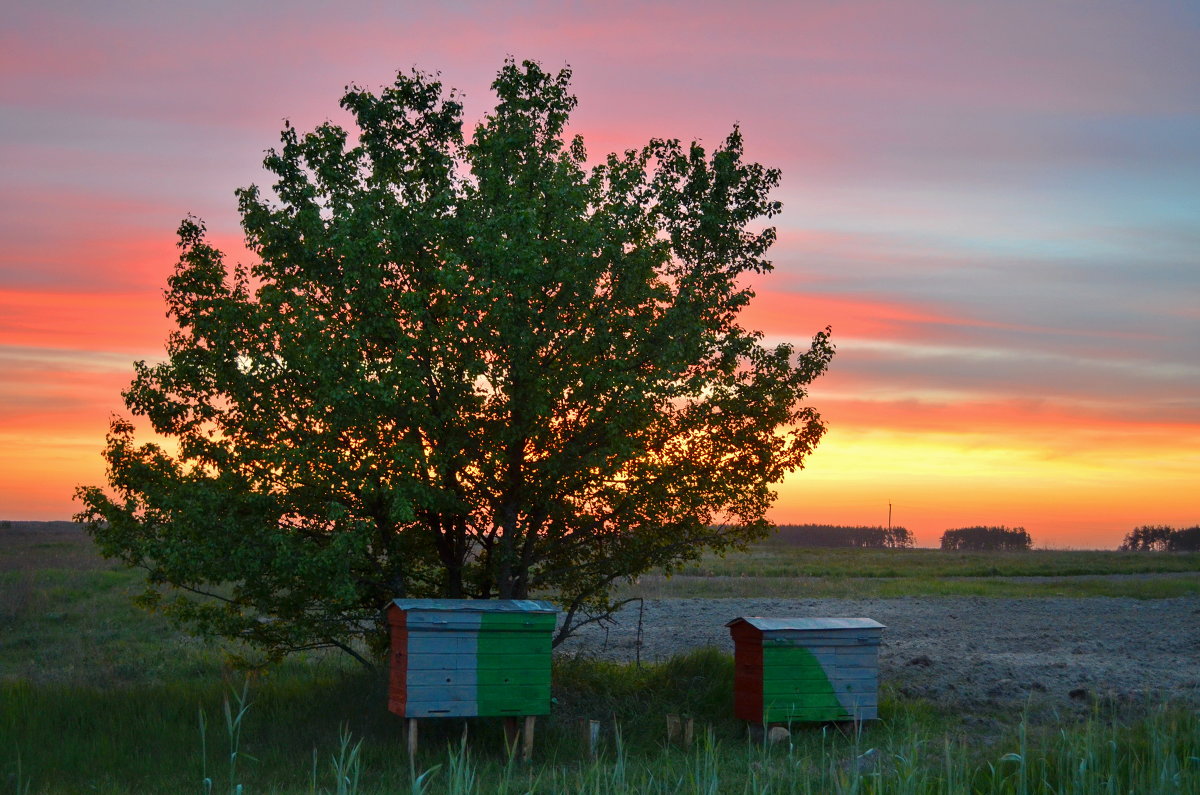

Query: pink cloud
left=2, top=0, right=1196, bottom=538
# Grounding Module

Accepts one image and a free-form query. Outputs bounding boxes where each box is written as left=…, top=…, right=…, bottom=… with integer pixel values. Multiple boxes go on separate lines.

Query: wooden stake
left=407, top=718, right=418, bottom=759
left=666, top=714, right=680, bottom=743
left=522, top=715, right=536, bottom=763
left=586, top=719, right=601, bottom=759
left=683, top=717, right=694, bottom=747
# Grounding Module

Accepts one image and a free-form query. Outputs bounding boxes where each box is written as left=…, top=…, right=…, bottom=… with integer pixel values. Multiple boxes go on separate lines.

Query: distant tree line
left=1118, top=525, right=1200, bottom=552
left=939, top=525, right=1032, bottom=551
left=0, top=520, right=76, bottom=532
left=770, top=524, right=914, bottom=549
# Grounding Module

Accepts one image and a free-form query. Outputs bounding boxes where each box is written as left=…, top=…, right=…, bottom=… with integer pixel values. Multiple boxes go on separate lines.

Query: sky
left=2, top=0, right=1197, bottom=547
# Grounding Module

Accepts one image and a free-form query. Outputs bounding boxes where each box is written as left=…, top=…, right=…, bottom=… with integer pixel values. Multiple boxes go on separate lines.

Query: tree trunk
left=431, top=515, right=464, bottom=598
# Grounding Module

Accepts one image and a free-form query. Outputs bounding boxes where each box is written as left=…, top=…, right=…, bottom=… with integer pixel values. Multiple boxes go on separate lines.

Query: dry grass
left=0, top=521, right=111, bottom=573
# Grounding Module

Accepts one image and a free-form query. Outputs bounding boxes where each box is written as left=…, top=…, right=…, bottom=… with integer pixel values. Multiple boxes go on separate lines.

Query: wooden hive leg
left=522, top=716, right=536, bottom=763
left=407, top=718, right=418, bottom=760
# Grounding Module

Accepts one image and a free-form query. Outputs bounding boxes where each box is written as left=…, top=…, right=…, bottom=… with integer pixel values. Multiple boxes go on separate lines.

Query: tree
left=1120, top=524, right=1200, bottom=552
left=1166, top=526, right=1200, bottom=551
left=882, top=525, right=915, bottom=549
left=939, top=525, right=1032, bottom=551
left=74, top=60, right=834, bottom=665
left=1119, top=525, right=1176, bottom=551
left=770, top=524, right=913, bottom=549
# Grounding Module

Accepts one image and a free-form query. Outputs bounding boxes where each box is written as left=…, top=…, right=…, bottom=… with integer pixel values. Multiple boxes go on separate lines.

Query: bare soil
left=559, top=596, right=1200, bottom=712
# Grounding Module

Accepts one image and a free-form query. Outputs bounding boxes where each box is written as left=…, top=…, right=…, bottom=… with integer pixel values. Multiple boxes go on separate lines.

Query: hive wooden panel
left=387, top=599, right=556, bottom=719
left=728, top=616, right=884, bottom=724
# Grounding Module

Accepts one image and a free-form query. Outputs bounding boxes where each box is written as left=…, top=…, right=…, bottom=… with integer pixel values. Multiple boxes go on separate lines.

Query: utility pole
left=888, top=502, right=892, bottom=531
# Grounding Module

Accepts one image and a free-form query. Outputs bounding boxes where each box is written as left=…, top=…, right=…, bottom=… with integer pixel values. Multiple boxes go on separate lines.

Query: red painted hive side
left=730, top=621, right=763, bottom=722
left=387, top=605, right=408, bottom=716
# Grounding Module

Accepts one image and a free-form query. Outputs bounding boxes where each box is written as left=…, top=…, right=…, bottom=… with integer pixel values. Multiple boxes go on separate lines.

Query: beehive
left=727, top=617, right=884, bottom=724
left=387, top=599, right=556, bottom=718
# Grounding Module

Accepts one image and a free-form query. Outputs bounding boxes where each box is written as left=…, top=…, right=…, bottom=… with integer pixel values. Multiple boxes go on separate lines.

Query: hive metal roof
left=725, top=617, right=884, bottom=631
left=389, top=598, right=556, bottom=612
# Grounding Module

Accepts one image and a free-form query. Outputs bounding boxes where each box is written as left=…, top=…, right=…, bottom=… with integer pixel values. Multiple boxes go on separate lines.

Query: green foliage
left=1121, top=524, right=1200, bottom=552
left=939, top=525, right=1032, bottom=552
left=74, top=59, right=833, bottom=664
left=553, top=648, right=735, bottom=743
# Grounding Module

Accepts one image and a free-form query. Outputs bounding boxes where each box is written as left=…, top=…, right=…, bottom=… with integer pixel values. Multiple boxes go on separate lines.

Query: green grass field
left=620, top=572, right=1200, bottom=599
left=3, top=523, right=1199, bottom=793
left=617, top=545, right=1200, bottom=599
left=674, top=545, right=1200, bottom=578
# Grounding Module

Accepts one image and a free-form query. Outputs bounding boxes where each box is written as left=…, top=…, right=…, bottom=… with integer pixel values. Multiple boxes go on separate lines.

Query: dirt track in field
left=558, top=596, right=1200, bottom=712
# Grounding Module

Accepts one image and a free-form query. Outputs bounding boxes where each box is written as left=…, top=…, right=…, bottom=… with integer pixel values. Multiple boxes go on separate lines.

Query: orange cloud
left=3, top=1, right=1196, bottom=545
left=0, top=289, right=170, bottom=353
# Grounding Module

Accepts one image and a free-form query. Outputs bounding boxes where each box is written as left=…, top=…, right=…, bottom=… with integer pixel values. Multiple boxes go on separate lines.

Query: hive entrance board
left=728, top=617, right=884, bottom=724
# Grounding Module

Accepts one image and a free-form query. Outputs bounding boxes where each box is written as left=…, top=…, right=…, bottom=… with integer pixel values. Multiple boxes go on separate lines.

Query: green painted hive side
left=474, top=611, right=553, bottom=716
left=761, top=644, right=848, bottom=722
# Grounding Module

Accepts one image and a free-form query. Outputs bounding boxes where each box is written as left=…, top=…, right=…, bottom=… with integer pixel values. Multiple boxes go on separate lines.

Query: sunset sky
left=2, top=1, right=1197, bottom=547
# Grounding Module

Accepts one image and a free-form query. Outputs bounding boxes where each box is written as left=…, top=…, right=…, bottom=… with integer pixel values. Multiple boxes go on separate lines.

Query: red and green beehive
left=387, top=599, right=557, bottom=719
left=727, top=617, right=884, bottom=724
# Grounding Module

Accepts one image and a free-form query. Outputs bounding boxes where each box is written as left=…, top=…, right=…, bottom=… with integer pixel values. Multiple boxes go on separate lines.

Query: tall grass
left=5, top=650, right=1197, bottom=793
left=389, top=702, right=1198, bottom=794
left=199, top=678, right=254, bottom=794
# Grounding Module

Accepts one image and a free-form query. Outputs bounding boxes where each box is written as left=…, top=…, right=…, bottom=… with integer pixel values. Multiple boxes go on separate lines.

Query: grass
left=619, top=572, right=1200, bottom=599
left=674, top=546, right=1200, bottom=579
left=0, top=567, right=225, bottom=685
left=394, top=702, right=1200, bottom=794
left=612, top=546, right=1200, bottom=600
left=5, top=656, right=1198, bottom=793
left=4, top=522, right=1200, bottom=791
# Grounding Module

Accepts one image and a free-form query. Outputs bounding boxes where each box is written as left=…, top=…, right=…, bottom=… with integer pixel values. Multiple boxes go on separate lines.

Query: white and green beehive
left=387, top=599, right=557, bottom=719
left=728, top=617, right=884, bottom=724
